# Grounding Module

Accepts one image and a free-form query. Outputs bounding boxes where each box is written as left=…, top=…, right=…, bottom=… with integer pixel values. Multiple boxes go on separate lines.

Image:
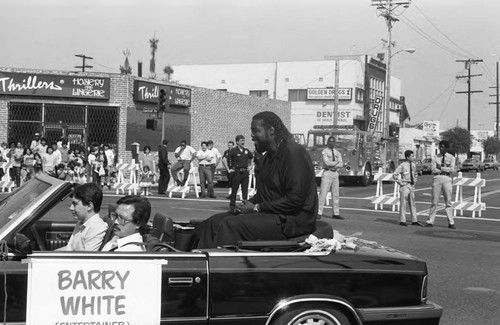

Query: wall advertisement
left=423, top=121, right=440, bottom=137
left=0, top=72, right=110, bottom=99
left=315, top=109, right=353, bottom=126
left=307, top=88, right=352, bottom=100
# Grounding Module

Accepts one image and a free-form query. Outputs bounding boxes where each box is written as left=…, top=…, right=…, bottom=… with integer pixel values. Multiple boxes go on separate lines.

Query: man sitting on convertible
left=193, top=111, right=318, bottom=248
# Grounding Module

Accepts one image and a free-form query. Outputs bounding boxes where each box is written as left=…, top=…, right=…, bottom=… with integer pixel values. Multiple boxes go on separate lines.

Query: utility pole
left=372, top=0, right=411, bottom=138
left=334, top=59, right=340, bottom=127
left=456, top=58, right=483, bottom=157
left=488, top=61, right=500, bottom=140
left=74, top=54, right=93, bottom=72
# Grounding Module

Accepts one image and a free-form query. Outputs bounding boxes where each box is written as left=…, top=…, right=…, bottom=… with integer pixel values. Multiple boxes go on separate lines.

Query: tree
left=440, top=126, right=470, bottom=155
left=483, top=136, right=500, bottom=157
left=163, top=65, right=174, bottom=82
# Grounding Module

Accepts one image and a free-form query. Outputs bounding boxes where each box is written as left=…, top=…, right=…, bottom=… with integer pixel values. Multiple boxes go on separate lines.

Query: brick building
left=0, top=68, right=290, bottom=161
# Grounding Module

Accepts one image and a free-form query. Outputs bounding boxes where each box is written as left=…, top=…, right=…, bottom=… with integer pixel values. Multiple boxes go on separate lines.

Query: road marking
left=332, top=206, right=500, bottom=222
left=464, top=287, right=497, bottom=293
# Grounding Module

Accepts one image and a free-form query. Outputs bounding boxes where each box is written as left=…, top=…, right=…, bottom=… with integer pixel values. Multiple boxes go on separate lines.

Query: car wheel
left=272, top=305, right=351, bottom=325
left=360, top=164, right=372, bottom=186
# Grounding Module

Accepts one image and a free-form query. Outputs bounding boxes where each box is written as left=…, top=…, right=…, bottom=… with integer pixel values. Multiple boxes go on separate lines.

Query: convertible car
left=0, top=173, right=442, bottom=325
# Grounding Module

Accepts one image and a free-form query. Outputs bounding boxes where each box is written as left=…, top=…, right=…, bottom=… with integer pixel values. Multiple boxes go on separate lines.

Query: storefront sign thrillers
left=307, top=88, right=352, bottom=100
left=367, top=97, right=383, bottom=133
left=0, top=72, right=110, bottom=99
left=134, top=80, right=191, bottom=108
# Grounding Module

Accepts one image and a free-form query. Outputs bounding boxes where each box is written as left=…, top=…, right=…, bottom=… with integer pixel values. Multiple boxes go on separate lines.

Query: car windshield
left=0, top=178, right=52, bottom=229
left=463, top=159, right=476, bottom=163
left=423, top=158, right=432, bottom=163
left=484, top=159, right=493, bottom=162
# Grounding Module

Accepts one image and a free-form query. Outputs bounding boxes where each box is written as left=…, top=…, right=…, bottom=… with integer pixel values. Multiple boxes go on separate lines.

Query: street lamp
left=383, top=47, right=415, bottom=138
left=391, top=48, right=416, bottom=58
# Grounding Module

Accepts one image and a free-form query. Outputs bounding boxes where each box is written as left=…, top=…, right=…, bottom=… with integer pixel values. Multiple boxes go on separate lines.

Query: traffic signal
left=146, top=119, right=157, bottom=130
left=158, top=88, right=167, bottom=112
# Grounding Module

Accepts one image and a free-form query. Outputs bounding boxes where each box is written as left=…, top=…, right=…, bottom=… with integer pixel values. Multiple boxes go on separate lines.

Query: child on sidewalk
left=139, top=165, right=155, bottom=196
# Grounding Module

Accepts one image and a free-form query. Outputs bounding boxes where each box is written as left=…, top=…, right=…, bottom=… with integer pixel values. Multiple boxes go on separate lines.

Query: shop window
left=355, top=87, right=364, bottom=103
left=8, top=102, right=118, bottom=151
left=249, top=90, right=269, bottom=98
left=287, top=89, right=307, bottom=102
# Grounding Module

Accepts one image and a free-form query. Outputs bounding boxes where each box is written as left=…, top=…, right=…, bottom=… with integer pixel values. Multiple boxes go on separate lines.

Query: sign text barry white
left=58, top=269, right=129, bottom=316
left=0, top=72, right=110, bottom=99
left=26, top=259, right=162, bottom=325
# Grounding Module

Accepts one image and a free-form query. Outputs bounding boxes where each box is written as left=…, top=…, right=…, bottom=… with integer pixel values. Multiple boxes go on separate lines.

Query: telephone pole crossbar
left=74, top=54, right=93, bottom=72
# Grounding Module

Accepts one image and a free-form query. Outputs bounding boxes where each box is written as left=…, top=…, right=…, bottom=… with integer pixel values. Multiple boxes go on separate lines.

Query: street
left=5, top=170, right=499, bottom=325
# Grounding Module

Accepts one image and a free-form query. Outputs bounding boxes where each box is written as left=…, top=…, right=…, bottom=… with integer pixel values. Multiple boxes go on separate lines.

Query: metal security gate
left=8, top=102, right=119, bottom=150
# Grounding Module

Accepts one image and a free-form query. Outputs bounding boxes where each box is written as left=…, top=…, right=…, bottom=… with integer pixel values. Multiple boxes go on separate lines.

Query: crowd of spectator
left=0, top=133, right=117, bottom=190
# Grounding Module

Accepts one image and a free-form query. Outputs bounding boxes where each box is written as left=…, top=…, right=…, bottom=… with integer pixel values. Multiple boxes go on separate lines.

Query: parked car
left=0, top=173, right=443, bottom=325
left=483, top=158, right=499, bottom=170
left=461, top=158, right=485, bottom=172
left=213, top=166, right=229, bottom=184
left=421, top=158, right=433, bottom=174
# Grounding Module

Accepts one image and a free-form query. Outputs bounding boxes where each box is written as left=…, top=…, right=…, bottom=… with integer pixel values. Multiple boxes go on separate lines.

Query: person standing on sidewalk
left=171, top=140, right=196, bottom=186
left=393, top=150, right=423, bottom=226
left=222, top=141, right=235, bottom=199
left=425, top=140, right=457, bottom=229
left=196, top=141, right=216, bottom=198
left=157, top=139, right=170, bottom=195
left=317, top=136, right=343, bottom=220
left=227, top=135, right=253, bottom=214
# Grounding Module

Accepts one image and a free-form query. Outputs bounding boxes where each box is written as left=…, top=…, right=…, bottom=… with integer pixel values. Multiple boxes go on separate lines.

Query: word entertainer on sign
left=371, top=167, right=400, bottom=211
left=113, top=159, right=140, bottom=195
left=452, top=172, right=486, bottom=218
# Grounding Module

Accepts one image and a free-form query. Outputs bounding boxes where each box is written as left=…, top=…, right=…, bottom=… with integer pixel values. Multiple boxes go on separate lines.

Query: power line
left=399, top=16, right=466, bottom=58
left=412, top=3, right=479, bottom=59
left=412, top=79, right=458, bottom=118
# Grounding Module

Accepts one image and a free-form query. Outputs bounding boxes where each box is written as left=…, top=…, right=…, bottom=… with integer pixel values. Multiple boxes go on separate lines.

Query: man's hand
left=238, top=200, right=255, bottom=214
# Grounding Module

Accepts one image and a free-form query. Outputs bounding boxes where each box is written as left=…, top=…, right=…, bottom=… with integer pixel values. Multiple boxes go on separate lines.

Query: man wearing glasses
left=57, top=183, right=108, bottom=251
left=102, top=195, right=151, bottom=252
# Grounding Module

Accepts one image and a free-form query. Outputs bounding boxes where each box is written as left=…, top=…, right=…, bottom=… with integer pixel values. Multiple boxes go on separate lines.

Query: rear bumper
left=358, top=301, right=442, bottom=324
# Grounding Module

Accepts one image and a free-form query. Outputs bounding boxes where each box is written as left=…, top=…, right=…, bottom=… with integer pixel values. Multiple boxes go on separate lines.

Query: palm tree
left=163, top=65, right=174, bottom=82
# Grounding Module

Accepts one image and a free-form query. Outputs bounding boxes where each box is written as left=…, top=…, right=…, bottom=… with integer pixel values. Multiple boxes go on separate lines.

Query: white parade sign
left=25, top=258, right=165, bottom=325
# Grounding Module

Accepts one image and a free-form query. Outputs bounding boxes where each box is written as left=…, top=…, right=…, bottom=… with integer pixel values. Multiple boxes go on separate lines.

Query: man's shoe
left=411, top=221, right=423, bottom=227
left=316, top=214, right=323, bottom=220
left=424, top=223, right=433, bottom=227
left=200, top=194, right=206, bottom=198
left=399, top=222, right=408, bottom=226
left=332, top=215, right=344, bottom=220
left=158, top=192, right=165, bottom=195
left=228, top=208, right=240, bottom=215
left=448, top=224, right=456, bottom=229
left=209, top=195, right=217, bottom=199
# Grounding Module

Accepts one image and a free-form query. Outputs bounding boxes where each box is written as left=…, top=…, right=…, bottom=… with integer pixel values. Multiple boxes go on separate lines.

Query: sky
left=2, top=0, right=500, bottom=132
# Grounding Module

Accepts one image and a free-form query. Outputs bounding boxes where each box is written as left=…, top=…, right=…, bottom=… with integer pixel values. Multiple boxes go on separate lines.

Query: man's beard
left=254, top=141, right=267, bottom=153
